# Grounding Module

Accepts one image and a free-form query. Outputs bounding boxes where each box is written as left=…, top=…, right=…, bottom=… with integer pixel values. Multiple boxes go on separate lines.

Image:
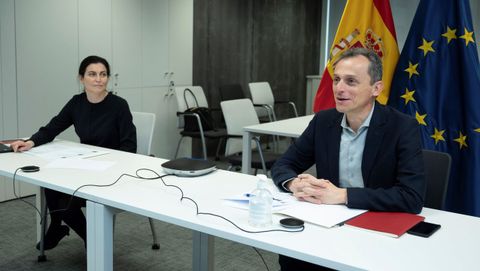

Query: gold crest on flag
left=330, top=28, right=384, bottom=61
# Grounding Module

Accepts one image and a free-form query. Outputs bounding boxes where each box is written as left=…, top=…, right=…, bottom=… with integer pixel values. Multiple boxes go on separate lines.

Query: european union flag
left=388, top=0, right=480, bottom=216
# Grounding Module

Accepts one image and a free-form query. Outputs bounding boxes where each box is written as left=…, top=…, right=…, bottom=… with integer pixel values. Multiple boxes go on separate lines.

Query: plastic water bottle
left=248, top=174, right=273, bottom=227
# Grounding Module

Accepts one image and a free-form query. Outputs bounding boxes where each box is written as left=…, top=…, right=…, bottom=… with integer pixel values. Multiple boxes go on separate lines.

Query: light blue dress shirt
left=338, top=104, right=375, bottom=188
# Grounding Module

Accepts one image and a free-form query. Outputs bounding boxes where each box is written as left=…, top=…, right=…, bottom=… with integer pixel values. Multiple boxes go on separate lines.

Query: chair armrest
left=253, top=104, right=276, bottom=121
left=177, top=111, right=199, bottom=117
left=253, top=103, right=268, bottom=107
left=273, top=101, right=298, bottom=117
left=176, top=112, right=206, bottom=132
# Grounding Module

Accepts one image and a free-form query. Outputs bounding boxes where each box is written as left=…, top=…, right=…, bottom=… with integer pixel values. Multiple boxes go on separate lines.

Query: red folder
left=345, top=211, right=425, bottom=238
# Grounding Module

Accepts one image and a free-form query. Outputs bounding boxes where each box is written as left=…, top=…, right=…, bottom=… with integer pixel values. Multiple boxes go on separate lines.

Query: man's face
left=332, top=55, right=382, bottom=116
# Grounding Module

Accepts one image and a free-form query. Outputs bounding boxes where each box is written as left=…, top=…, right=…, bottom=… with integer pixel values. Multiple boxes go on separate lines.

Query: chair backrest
left=422, top=149, right=451, bottom=209
left=219, top=84, right=246, bottom=101
left=248, top=82, right=275, bottom=119
left=174, top=86, right=209, bottom=112
left=248, top=82, right=275, bottom=107
left=220, top=98, right=260, bottom=155
left=132, top=112, right=156, bottom=156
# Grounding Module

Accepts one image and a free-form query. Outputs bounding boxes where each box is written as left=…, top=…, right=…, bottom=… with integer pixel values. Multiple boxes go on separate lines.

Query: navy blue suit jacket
left=272, top=103, right=425, bottom=214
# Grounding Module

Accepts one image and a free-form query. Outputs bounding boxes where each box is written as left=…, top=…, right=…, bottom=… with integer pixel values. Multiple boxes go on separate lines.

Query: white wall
left=0, top=0, right=18, bottom=202
left=0, top=0, right=193, bottom=201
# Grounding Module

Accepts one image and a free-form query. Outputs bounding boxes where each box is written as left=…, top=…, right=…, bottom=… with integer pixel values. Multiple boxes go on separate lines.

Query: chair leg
left=148, top=218, right=160, bottom=250
left=215, top=137, right=224, bottom=161
left=175, top=136, right=185, bottom=159
left=199, top=133, right=207, bottom=160
left=38, top=188, right=48, bottom=262
left=253, top=137, right=268, bottom=174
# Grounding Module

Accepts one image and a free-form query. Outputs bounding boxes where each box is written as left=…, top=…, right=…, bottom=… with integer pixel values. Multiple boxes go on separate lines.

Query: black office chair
left=422, top=149, right=452, bottom=210
left=248, top=81, right=299, bottom=122
left=219, top=84, right=247, bottom=101
left=174, top=86, right=227, bottom=160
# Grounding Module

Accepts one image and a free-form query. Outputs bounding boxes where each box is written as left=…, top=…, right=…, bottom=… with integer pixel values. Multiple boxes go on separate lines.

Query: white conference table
left=2, top=140, right=480, bottom=271
left=242, top=115, right=313, bottom=174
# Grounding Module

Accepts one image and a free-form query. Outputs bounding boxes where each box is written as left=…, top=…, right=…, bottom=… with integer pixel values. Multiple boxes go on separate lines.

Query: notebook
left=345, top=211, right=425, bottom=238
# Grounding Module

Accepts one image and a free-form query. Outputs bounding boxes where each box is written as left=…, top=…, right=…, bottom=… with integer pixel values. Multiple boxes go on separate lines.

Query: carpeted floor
left=0, top=196, right=280, bottom=271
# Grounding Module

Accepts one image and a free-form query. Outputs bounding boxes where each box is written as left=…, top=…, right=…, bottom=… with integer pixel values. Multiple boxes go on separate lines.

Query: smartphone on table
left=407, top=221, right=441, bottom=237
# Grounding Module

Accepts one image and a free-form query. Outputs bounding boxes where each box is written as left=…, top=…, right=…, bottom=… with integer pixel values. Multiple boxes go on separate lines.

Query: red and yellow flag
left=313, top=0, right=399, bottom=112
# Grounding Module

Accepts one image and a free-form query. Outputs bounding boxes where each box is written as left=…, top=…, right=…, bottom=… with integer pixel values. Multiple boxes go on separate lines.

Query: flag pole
left=323, top=0, right=331, bottom=69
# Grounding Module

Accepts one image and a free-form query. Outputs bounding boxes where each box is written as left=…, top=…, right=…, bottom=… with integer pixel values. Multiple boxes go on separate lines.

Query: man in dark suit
left=272, top=47, right=425, bottom=271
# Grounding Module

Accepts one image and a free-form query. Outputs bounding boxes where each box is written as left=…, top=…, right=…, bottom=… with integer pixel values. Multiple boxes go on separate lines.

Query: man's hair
left=333, top=47, right=383, bottom=85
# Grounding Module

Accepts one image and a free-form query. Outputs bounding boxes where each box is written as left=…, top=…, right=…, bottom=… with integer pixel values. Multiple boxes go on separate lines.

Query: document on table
left=275, top=201, right=367, bottom=228
left=223, top=192, right=295, bottom=211
left=24, top=142, right=109, bottom=161
left=224, top=192, right=366, bottom=228
left=22, top=142, right=114, bottom=171
left=44, top=158, right=115, bottom=171
left=224, top=192, right=366, bottom=227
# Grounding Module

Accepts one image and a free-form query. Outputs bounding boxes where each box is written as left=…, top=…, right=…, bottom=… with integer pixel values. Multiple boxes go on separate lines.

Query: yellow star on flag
left=405, top=61, right=420, bottom=79
left=475, top=128, right=480, bottom=133
left=431, top=128, right=446, bottom=144
left=415, top=111, right=427, bottom=126
left=460, top=28, right=475, bottom=46
left=454, top=131, right=468, bottom=149
left=400, top=88, right=416, bottom=105
left=418, top=38, right=435, bottom=56
left=442, top=26, right=457, bottom=44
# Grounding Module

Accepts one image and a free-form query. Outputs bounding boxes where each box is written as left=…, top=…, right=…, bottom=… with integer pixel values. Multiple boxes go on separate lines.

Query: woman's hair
left=78, top=55, right=110, bottom=77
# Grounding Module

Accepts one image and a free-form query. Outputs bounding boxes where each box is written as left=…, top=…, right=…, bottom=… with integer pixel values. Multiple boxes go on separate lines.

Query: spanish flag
left=313, top=0, right=399, bottom=112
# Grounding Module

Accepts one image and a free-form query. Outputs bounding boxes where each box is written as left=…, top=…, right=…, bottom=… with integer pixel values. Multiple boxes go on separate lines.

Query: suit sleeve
left=271, top=115, right=318, bottom=191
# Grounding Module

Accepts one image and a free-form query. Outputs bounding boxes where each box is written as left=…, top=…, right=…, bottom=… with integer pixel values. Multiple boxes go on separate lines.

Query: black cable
left=253, top=247, right=270, bottom=271
left=12, top=167, right=170, bottom=224
left=12, top=168, right=42, bottom=217
left=142, top=168, right=305, bottom=234
left=14, top=166, right=303, bottom=271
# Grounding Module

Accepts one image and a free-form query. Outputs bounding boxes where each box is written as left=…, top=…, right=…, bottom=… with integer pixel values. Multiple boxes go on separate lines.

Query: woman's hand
left=10, top=140, right=35, bottom=152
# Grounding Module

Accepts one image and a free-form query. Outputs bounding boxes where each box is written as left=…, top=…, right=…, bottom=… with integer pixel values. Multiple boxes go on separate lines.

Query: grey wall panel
left=251, top=0, right=321, bottom=117
left=193, top=0, right=322, bottom=116
left=194, top=0, right=253, bottom=105
left=0, top=0, right=17, bottom=140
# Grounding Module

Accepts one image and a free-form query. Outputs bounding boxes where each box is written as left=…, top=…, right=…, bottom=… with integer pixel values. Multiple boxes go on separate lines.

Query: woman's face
left=80, top=63, right=109, bottom=95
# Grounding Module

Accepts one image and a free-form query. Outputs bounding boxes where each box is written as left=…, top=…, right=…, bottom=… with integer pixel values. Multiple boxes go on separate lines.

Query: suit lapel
left=327, top=113, right=343, bottom=183
left=362, top=104, right=388, bottom=186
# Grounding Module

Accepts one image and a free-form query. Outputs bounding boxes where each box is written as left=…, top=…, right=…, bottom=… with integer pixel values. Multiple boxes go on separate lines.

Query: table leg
left=87, top=201, right=114, bottom=271
left=193, top=231, right=214, bottom=271
left=242, top=131, right=253, bottom=174
left=35, top=187, right=45, bottom=242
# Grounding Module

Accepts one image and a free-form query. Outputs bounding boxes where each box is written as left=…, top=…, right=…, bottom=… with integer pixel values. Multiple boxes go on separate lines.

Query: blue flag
left=388, top=0, right=480, bottom=216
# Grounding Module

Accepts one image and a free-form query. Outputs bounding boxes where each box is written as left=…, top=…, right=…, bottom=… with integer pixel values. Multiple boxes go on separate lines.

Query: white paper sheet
left=44, top=158, right=115, bottom=171
left=25, top=142, right=109, bottom=161
left=275, top=201, right=367, bottom=228
left=223, top=192, right=294, bottom=211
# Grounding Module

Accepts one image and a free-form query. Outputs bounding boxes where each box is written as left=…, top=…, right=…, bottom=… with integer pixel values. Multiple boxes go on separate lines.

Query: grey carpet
left=0, top=196, right=280, bottom=271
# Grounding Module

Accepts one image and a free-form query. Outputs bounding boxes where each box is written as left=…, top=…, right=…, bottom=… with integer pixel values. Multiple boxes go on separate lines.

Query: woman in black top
left=11, top=55, right=136, bottom=250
